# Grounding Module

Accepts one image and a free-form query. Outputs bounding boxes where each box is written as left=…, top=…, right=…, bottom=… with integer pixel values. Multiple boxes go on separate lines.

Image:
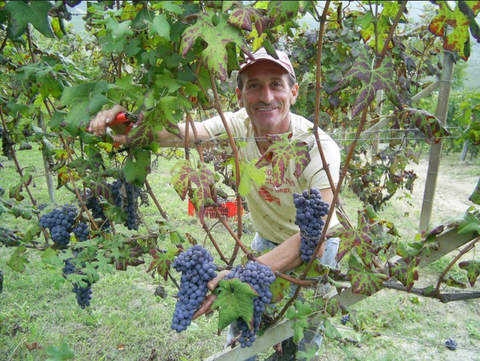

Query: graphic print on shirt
left=258, top=168, right=297, bottom=206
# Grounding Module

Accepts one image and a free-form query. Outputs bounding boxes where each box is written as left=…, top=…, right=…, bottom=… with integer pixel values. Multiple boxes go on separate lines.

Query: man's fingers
left=87, top=105, right=125, bottom=136
left=113, top=134, right=128, bottom=145
left=207, top=269, right=230, bottom=291
left=192, top=294, right=217, bottom=320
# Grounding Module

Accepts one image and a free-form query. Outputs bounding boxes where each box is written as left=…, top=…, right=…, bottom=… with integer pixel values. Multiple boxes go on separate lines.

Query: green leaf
left=46, top=343, right=75, bottom=361
left=5, top=1, right=54, bottom=39
left=124, top=149, right=151, bottom=186
left=59, top=81, right=110, bottom=136
left=457, top=212, right=480, bottom=235
left=41, top=248, right=63, bottom=267
left=458, top=260, right=480, bottom=287
left=7, top=245, right=29, bottom=272
left=285, top=300, right=312, bottom=342
left=149, top=14, right=170, bottom=40
left=469, top=178, right=480, bottom=205
left=106, top=17, right=133, bottom=42
left=255, top=133, right=311, bottom=187
left=236, top=159, right=266, bottom=196
left=181, top=12, right=252, bottom=82
left=347, top=254, right=387, bottom=296
left=212, top=278, right=257, bottom=331
left=324, top=318, right=342, bottom=339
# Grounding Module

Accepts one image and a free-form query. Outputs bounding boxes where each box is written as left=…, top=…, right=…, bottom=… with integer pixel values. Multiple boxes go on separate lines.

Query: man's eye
left=273, top=82, right=283, bottom=87
left=249, top=83, right=259, bottom=88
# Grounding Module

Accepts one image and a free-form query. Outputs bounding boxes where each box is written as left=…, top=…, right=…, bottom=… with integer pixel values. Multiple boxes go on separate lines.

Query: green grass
left=1, top=149, right=480, bottom=360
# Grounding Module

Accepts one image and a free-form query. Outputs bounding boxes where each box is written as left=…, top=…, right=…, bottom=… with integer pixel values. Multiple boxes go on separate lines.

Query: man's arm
left=88, top=104, right=210, bottom=146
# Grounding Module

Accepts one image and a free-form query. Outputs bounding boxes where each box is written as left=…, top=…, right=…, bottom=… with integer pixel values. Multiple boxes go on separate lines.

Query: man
left=89, top=47, right=341, bottom=357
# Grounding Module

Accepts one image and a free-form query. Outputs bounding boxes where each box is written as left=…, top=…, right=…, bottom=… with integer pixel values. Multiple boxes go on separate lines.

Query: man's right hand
left=88, top=104, right=129, bottom=145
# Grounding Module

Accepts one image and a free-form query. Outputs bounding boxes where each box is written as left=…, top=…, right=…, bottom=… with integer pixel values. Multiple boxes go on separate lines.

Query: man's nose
left=259, top=87, right=274, bottom=104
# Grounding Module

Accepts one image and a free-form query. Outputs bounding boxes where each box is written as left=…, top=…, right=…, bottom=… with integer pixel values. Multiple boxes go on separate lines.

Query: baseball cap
left=239, top=47, right=296, bottom=79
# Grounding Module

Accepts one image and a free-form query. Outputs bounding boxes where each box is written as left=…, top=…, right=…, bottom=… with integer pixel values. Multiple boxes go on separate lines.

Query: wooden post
left=419, top=52, right=455, bottom=232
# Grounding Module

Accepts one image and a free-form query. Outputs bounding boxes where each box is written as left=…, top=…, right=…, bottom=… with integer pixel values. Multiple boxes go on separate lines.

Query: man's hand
left=192, top=269, right=230, bottom=320
left=88, top=104, right=128, bottom=144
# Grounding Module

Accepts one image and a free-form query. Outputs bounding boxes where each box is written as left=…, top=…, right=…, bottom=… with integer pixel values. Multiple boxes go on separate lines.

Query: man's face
left=237, top=61, right=298, bottom=136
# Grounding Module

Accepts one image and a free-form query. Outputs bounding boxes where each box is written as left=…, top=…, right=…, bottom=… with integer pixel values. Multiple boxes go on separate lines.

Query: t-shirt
left=202, top=108, right=341, bottom=244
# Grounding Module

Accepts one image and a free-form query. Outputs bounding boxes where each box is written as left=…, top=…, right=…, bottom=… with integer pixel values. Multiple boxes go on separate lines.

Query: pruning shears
left=105, top=112, right=138, bottom=143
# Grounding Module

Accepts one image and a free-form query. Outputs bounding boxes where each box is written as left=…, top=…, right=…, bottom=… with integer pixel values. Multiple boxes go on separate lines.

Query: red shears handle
left=109, top=112, right=133, bottom=133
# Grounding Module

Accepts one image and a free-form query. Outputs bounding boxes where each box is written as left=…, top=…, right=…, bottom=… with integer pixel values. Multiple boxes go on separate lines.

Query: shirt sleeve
left=302, top=134, right=341, bottom=190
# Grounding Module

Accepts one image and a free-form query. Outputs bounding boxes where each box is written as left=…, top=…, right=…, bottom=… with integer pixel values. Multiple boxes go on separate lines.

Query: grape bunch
left=341, top=314, right=350, bottom=325
left=72, top=281, right=93, bottom=309
left=62, top=249, right=94, bottom=309
left=39, top=205, right=77, bottom=246
left=110, top=179, right=140, bottom=230
left=170, top=245, right=217, bottom=332
left=445, top=338, right=457, bottom=351
left=293, top=188, right=330, bottom=262
left=85, top=193, right=110, bottom=230
left=73, top=222, right=89, bottom=241
left=225, top=261, right=276, bottom=348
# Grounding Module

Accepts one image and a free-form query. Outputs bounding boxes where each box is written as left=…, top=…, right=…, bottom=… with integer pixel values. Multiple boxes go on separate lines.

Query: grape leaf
left=181, top=12, right=252, bottom=82
left=255, top=133, right=311, bottom=188
left=330, top=47, right=402, bottom=118
left=228, top=3, right=267, bottom=31
left=171, top=160, right=215, bottom=223
left=267, top=1, right=300, bottom=27
left=429, top=1, right=480, bottom=60
left=347, top=254, right=387, bottom=296
left=469, top=178, right=480, bottom=204
left=285, top=300, right=313, bottom=342
left=5, top=1, right=54, bottom=39
left=388, top=259, right=420, bottom=292
left=269, top=277, right=290, bottom=303
left=147, top=245, right=180, bottom=281
left=394, top=108, right=450, bottom=144
left=396, top=242, right=422, bottom=266
left=106, top=17, right=133, bottom=42
left=7, top=245, right=29, bottom=273
left=457, top=212, right=480, bottom=235
left=149, top=14, right=170, bottom=41
left=59, top=81, right=110, bottom=136
left=458, top=260, right=480, bottom=287
left=46, top=344, right=75, bottom=361
left=212, top=278, right=258, bottom=331
left=124, top=149, right=151, bottom=186
left=235, top=159, right=267, bottom=196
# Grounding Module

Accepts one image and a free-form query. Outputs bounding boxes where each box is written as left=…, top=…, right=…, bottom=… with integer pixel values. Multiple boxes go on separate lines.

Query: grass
left=1, top=149, right=480, bottom=360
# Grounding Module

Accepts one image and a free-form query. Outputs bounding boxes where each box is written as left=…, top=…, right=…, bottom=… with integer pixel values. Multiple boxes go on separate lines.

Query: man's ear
left=290, top=83, right=299, bottom=104
left=236, top=88, right=244, bottom=107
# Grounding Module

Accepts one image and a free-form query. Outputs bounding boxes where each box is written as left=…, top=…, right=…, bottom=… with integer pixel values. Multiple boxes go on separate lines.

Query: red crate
left=188, top=199, right=243, bottom=219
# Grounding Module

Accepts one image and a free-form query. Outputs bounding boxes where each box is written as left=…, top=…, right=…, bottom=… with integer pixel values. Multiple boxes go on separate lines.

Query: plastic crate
left=188, top=199, right=243, bottom=219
